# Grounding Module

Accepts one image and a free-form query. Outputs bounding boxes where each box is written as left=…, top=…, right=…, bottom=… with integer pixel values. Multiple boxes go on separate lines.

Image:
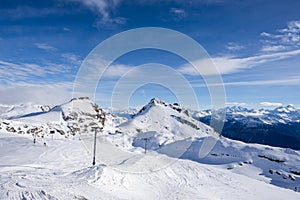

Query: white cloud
left=192, top=77, right=300, bottom=88
left=170, top=8, right=186, bottom=18
left=178, top=49, right=300, bottom=76
left=76, top=55, right=134, bottom=79
left=260, top=32, right=272, bottom=37
left=260, top=102, right=282, bottom=107
left=34, top=43, right=57, bottom=51
left=225, top=42, right=244, bottom=51
left=72, top=0, right=126, bottom=27
left=63, top=27, right=70, bottom=31
left=225, top=78, right=300, bottom=86
left=280, top=21, right=300, bottom=34
left=103, top=64, right=133, bottom=78
left=260, top=20, right=300, bottom=51
left=261, top=45, right=286, bottom=52
left=0, top=83, right=72, bottom=106
left=62, top=53, right=82, bottom=65
left=0, top=59, right=132, bottom=107
left=0, top=61, right=45, bottom=84
left=0, top=60, right=74, bottom=86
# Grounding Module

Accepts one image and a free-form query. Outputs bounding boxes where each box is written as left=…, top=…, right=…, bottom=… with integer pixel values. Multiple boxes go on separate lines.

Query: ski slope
left=0, top=132, right=299, bottom=200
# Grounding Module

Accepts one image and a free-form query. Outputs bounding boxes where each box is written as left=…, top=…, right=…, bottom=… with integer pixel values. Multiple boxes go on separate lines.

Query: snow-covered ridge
left=0, top=97, right=118, bottom=138
left=194, top=105, right=300, bottom=125
left=0, top=103, right=51, bottom=120
left=134, top=98, right=191, bottom=118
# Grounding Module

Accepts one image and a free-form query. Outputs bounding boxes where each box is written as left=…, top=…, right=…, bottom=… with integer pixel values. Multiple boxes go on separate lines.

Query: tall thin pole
left=92, top=128, right=97, bottom=165
left=92, top=112, right=105, bottom=166
left=144, top=138, right=148, bottom=154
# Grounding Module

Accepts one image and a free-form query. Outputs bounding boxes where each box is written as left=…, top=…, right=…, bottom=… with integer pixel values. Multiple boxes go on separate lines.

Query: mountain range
left=0, top=97, right=300, bottom=198
left=192, top=105, right=300, bottom=150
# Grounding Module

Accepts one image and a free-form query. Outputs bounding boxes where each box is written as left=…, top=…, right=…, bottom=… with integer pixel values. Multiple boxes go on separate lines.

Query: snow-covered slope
left=0, top=132, right=299, bottom=199
left=0, top=103, right=51, bottom=119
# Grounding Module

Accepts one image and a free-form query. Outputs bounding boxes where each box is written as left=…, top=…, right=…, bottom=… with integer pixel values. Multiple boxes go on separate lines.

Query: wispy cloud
left=260, top=102, right=282, bottom=107
left=179, top=21, right=300, bottom=76
left=178, top=49, right=300, bottom=75
left=225, top=42, right=244, bottom=51
left=0, top=82, right=72, bottom=106
left=225, top=77, right=300, bottom=86
left=63, top=27, right=70, bottom=31
left=260, top=45, right=286, bottom=52
left=261, top=20, right=300, bottom=52
left=192, top=77, right=300, bottom=88
left=0, top=60, right=74, bottom=105
left=170, top=8, right=186, bottom=19
left=103, top=64, right=133, bottom=78
left=62, top=53, right=82, bottom=65
left=71, top=0, right=126, bottom=27
left=0, top=60, right=74, bottom=86
left=34, top=43, right=57, bottom=51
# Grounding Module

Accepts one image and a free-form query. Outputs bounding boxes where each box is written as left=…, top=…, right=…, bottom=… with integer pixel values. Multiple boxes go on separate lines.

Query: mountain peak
left=149, top=98, right=167, bottom=106
left=226, top=106, right=251, bottom=113
left=70, top=96, right=90, bottom=102
left=274, top=104, right=297, bottom=113
left=134, top=98, right=167, bottom=117
left=134, top=98, right=188, bottom=117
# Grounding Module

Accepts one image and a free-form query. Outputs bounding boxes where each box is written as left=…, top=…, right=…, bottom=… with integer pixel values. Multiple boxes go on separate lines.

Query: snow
left=0, top=103, right=50, bottom=120
left=193, top=105, right=300, bottom=125
left=1, top=132, right=299, bottom=199
left=1, top=98, right=300, bottom=199
left=12, top=109, right=63, bottom=124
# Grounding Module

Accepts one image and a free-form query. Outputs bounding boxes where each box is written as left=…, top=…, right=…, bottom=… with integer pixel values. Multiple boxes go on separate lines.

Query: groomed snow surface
left=1, top=132, right=299, bottom=200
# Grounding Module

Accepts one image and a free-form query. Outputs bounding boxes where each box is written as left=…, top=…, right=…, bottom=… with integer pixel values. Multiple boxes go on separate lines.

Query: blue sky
left=0, top=0, right=300, bottom=109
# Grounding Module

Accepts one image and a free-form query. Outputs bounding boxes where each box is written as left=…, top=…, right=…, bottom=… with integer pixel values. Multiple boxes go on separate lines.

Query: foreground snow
left=0, top=133, right=299, bottom=200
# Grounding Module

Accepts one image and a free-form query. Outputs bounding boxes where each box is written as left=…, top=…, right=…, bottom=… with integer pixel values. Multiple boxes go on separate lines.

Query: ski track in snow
left=1, top=132, right=300, bottom=200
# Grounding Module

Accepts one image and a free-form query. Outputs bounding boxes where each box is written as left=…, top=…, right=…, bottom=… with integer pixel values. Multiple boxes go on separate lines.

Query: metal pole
left=144, top=138, right=148, bottom=154
left=92, top=128, right=97, bottom=165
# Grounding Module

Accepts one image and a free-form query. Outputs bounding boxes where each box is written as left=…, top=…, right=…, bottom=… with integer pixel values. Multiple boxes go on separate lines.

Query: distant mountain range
left=192, top=105, right=300, bottom=150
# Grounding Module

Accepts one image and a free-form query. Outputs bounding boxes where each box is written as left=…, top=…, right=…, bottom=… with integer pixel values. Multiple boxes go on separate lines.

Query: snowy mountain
left=0, top=103, right=51, bottom=120
left=193, top=105, right=300, bottom=149
left=1, top=98, right=300, bottom=199
left=194, top=105, right=300, bottom=125
left=0, top=97, right=123, bottom=138
left=117, top=98, right=215, bottom=150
